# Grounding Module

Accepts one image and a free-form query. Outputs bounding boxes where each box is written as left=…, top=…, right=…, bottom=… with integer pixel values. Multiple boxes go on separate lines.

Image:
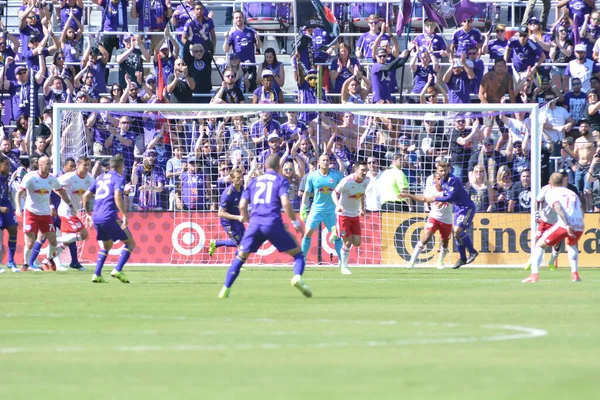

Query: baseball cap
left=376, top=47, right=387, bottom=57
left=187, top=155, right=197, bottom=163
left=518, top=26, right=529, bottom=36
left=145, top=74, right=156, bottom=83
left=90, top=46, right=102, bottom=56
left=267, top=133, right=280, bottom=141
left=483, top=137, right=495, bottom=145
left=160, top=41, right=170, bottom=51
left=144, top=149, right=157, bottom=157
left=261, top=69, right=274, bottom=78
left=42, top=106, right=52, bottom=115
left=28, top=35, right=39, bottom=44
left=15, top=65, right=27, bottom=73
left=452, top=59, right=463, bottom=68
left=76, top=91, right=88, bottom=98
left=575, top=43, right=587, bottom=52
left=527, top=17, right=540, bottom=24
left=123, top=32, right=133, bottom=41
left=129, top=81, right=139, bottom=89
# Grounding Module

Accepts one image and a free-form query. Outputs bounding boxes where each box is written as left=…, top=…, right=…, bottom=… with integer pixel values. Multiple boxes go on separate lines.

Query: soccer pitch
left=1, top=267, right=599, bottom=399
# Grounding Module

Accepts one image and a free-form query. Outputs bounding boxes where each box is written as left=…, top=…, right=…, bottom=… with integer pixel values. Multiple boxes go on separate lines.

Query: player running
left=523, top=173, right=584, bottom=283
left=15, top=156, right=76, bottom=272
left=331, top=161, right=370, bottom=275
left=424, top=161, right=478, bottom=269
left=399, top=172, right=453, bottom=269
left=82, top=155, right=136, bottom=284
left=218, top=154, right=310, bottom=298
left=300, top=154, right=343, bottom=265
left=524, top=182, right=561, bottom=271
left=54, top=156, right=95, bottom=270
left=208, top=168, right=245, bottom=257
left=0, top=155, right=19, bottom=274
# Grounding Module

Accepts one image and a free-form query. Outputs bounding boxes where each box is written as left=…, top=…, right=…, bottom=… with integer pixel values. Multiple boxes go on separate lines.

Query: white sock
left=57, top=233, right=78, bottom=244
left=532, top=246, right=544, bottom=274
left=567, top=245, right=578, bottom=273
left=24, top=247, right=32, bottom=265
left=48, top=245, right=56, bottom=259
left=439, top=246, right=448, bottom=264
left=341, top=246, right=351, bottom=268
left=409, top=242, right=424, bottom=265
left=549, top=249, right=559, bottom=264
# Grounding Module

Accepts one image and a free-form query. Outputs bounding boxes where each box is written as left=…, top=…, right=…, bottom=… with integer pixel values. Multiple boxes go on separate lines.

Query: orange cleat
left=20, top=264, right=28, bottom=272
left=571, top=272, right=581, bottom=282
left=522, top=273, right=539, bottom=283
left=41, top=259, right=56, bottom=272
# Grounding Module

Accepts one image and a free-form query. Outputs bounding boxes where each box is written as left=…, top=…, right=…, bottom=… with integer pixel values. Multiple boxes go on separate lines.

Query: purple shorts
left=453, top=205, right=475, bottom=230
left=0, top=207, right=18, bottom=229
left=94, top=219, right=132, bottom=242
left=239, top=220, right=298, bottom=253
left=222, top=221, right=245, bottom=245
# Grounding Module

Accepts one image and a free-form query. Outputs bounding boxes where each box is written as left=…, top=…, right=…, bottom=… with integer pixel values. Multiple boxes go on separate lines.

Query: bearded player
left=424, top=161, right=478, bottom=269
left=331, top=161, right=369, bottom=275
left=400, top=171, right=453, bottom=269
left=523, top=172, right=584, bottom=283
left=300, top=154, right=343, bottom=264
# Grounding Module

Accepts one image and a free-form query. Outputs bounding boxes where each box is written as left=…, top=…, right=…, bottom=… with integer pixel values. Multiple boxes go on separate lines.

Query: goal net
left=53, top=103, right=542, bottom=268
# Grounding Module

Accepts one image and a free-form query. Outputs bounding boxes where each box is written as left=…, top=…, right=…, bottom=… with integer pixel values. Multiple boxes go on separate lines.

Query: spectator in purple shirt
left=356, top=14, right=387, bottom=61
left=443, top=54, right=475, bottom=104
left=370, top=43, right=413, bottom=103
left=450, top=17, right=482, bottom=58
left=558, top=0, right=594, bottom=25
left=131, top=0, right=173, bottom=52
left=182, top=1, right=216, bottom=51
left=257, top=48, right=285, bottom=91
left=224, top=10, right=262, bottom=92
left=465, top=43, right=484, bottom=96
left=251, top=110, right=281, bottom=154
left=296, top=67, right=326, bottom=123
left=59, top=13, right=84, bottom=67
left=93, top=0, right=129, bottom=60
left=483, top=24, right=508, bottom=68
left=505, top=27, right=546, bottom=80
left=170, top=0, right=195, bottom=54
left=18, top=4, right=45, bottom=60
left=414, top=19, right=448, bottom=59
left=252, top=69, right=283, bottom=104
left=0, top=25, right=20, bottom=82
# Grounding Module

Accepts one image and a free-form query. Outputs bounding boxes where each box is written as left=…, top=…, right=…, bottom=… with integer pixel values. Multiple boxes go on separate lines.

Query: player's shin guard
left=8, top=235, right=17, bottom=263
left=439, top=246, right=449, bottom=264
left=94, top=249, right=109, bottom=276
left=30, top=239, right=44, bottom=266
left=531, top=246, right=544, bottom=274
left=293, top=253, right=305, bottom=275
left=114, top=245, right=131, bottom=272
left=216, top=239, right=237, bottom=248
left=24, top=247, right=32, bottom=266
left=409, top=242, right=424, bottom=265
left=457, top=230, right=475, bottom=253
left=334, top=238, right=342, bottom=261
left=301, top=237, right=311, bottom=257
left=224, top=256, right=246, bottom=287
left=341, top=246, right=351, bottom=268
left=567, top=245, right=578, bottom=273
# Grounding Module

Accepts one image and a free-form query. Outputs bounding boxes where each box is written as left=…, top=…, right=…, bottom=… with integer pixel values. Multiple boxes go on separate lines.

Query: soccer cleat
left=28, top=265, right=43, bottom=272
left=548, top=259, right=558, bottom=271
left=218, top=286, right=231, bottom=299
left=436, top=261, right=445, bottom=270
left=111, top=270, right=130, bottom=283
left=330, top=226, right=338, bottom=242
left=340, top=266, right=352, bottom=275
left=466, top=250, right=479, bottom=265
left=6, top=261, right=19, bottom=272
left=406, top=261, right=415, bottom=269
left=0, top=266, right=5, bottom=274
left=571, top=272, right=581, bottom=282
left=69, top=261, right=87, bottom=271
left=41, top=258, right=56, bottom=272
left=524, top=262, right=531, bottom=271
left=56, top=265, right=69, bottom=272
left=208, top=240, right=217, bottom=257
left=522, top=273, right=539, bottom=283
left=291, top=275, right=312, bottom=298
left=20, top=264, right=28, bottom=272
left=452, top=258, right=467, bottom=269
left=92, top=274, right=107, bottom=283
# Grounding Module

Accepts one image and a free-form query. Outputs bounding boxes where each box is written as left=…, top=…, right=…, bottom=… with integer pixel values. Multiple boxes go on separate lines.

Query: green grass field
left=1, top=266, right=599, bottom=400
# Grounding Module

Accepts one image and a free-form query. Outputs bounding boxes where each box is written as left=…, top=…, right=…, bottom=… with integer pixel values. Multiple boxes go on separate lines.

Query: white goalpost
left=53, top=102, right=541, bottom=268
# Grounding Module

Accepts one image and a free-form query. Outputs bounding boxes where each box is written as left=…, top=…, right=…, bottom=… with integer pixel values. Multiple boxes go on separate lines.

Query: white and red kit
left=424, top=184, right=453, bottom=240
left=540, top=186, right=585, bottom=246
left=536, top=184, right=558, bottom=239
left=20, top=171, right=62, bottom=234
left=57, top=171, right=95, bottom=233
left=334, top=173, right=370, bottom=238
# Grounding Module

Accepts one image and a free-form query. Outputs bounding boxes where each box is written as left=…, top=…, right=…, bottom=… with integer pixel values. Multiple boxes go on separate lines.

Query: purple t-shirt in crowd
left=280, top=121, right=307, bottom=142
left=564, top=91, right=587, bottom=121
left=371, top=62, right=393, bottom=103
left=447, top=71, right=473, bottom=104
left=451, top=27, right=482, bottom=56
left=568, top=0, right=593, bottom=23
left=330, top=57, right=360, bottom=94
left=487, top=38, right=507, bottom=61
left=60, top=5, right=83, bottom=30
left=414, top=33, right=447, bottom=58
left=19, top=24, right=43, bottom=58
left=89, top=170, right=126, bottom=224
left=311, top=27, right=332, bottom=51
left=111, top=131, right=136, bottom=174
left=356, top=32, right=388, bottom=60
left=173, top=3, right=194, bottom=31
left=242, top=170, right=289, bottom=224
left=297, top=81, right=324, bottom=122
left=183, top=16, right=215, bottom=46
left=227, top=26, right=258, bottom=63
left=412, top=64, right=436, bottom=94
left=508, top=38, right=543, bottom=72
left=251, top=119, right=281, bottom=153
left=135, top=0, right=168, bottom=31
left=100, top=0, right=129, bottom=32
left=469, top=58, right=485, bottom=94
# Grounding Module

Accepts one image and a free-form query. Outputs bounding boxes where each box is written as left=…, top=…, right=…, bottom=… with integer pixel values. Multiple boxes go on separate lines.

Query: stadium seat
left=349, top=3, right=393, bottom=31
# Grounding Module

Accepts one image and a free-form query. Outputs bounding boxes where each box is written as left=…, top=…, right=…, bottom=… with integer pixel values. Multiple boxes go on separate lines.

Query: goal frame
left=53, top=102, right=542, bottom=267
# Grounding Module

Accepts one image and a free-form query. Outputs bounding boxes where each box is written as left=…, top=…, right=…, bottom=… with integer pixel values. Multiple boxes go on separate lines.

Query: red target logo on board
left=172, top=222, right=206, bottom=255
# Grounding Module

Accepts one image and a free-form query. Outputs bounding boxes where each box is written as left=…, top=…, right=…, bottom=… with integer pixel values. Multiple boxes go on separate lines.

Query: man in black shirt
left=167, top=58, right=195, bottom=103
left=183, top=41, right=213, bottom=103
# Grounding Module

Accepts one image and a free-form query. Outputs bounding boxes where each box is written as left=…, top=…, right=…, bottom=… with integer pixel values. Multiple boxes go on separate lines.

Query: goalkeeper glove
left=300, top=204, right=308, bottom=221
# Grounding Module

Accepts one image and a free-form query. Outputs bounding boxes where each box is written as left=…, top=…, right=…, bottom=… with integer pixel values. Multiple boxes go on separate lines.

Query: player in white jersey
left=523, top=173, right=585, bottom=283
left=15, top=156, right=76, bottom=272
left=399, top=172, right=453, bottom=269
left=524, top=183, right=561, bottom=271
left=55, top=156, right=94, bottom=270
left=332, top=161, right=370, bottom=275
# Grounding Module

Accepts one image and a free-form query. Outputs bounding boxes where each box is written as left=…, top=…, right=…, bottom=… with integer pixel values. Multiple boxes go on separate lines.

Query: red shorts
left=23, top=210, right=54, bottom=234
left=425, top=217, right=452, bottom=241
left=541, top=224, right=583, bottom=247
left=60, top=215, right=85, bottom=234
left=336, top=215, right=361, bottom=238
left=536, top=221, right=553, bottom=239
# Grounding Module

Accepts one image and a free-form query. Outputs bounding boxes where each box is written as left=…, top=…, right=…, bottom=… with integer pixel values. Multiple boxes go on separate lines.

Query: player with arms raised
left=55, top=156, right=95, bottom=270
left=523, top=172, right=584, bottom=283
left=82, top=155, right=136, bottom=284
left=208, top=168, right=245, bottom=257
left=218, top=154, right=310, bottom=298
left=400, top=171, right=453, bottom=269
left=424, top=161, right=478, bottom=269
left=15, top=156, right=76, bottom=272
left=331, top=160, right=369, bottom=275
left=0, top=155, right=19, bottom=273
left=300, top=154, right=343, bottom=264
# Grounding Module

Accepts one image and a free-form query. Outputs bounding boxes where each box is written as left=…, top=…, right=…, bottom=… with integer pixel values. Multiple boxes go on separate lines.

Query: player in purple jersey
left=208, top=169, right=245, bottom=256
left=218, top=154, right=311, bottom=299
left=425, top=161, right=478, bottom=269
left=82, top=155, right=135, bottom=284
left=0, top=155, right=19, bottom=273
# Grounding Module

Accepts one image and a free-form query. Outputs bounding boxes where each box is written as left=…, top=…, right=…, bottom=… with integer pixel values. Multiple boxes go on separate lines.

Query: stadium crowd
left=0, top=0, right=599, bottom=215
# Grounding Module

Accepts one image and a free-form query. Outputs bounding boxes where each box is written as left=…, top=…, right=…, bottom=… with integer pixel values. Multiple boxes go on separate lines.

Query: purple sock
left=216, top=239, right=237, bottom=248
left=8, top=235, right=17, bottom=263
left=460, top=232, right=476, bottom=253
left=68, top=242, right=78, bottom=262
left=94, top=249, right=108, bottom=275
left=224, top=257, right=246, bottom=287
left=293, top=252, right=305, bottom=275
left=30, top=240, right=43, bottom=266
left=114, top=245, right=131, bottom=272
left=455, top=236, right=466, bottom=259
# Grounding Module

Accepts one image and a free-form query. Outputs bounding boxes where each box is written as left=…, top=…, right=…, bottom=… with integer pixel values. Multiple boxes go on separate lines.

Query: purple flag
left=572, top=14, right=580, bottom=45
left=395, top=0, right=414, bottom=36
left=422, top=0, right=483, bottom=29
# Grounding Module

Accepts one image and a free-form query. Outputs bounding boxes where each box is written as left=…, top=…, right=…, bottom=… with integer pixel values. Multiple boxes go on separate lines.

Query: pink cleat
left=522, top=273, right=539, bottom=283
left=571, top=272, right=581, bottom=282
